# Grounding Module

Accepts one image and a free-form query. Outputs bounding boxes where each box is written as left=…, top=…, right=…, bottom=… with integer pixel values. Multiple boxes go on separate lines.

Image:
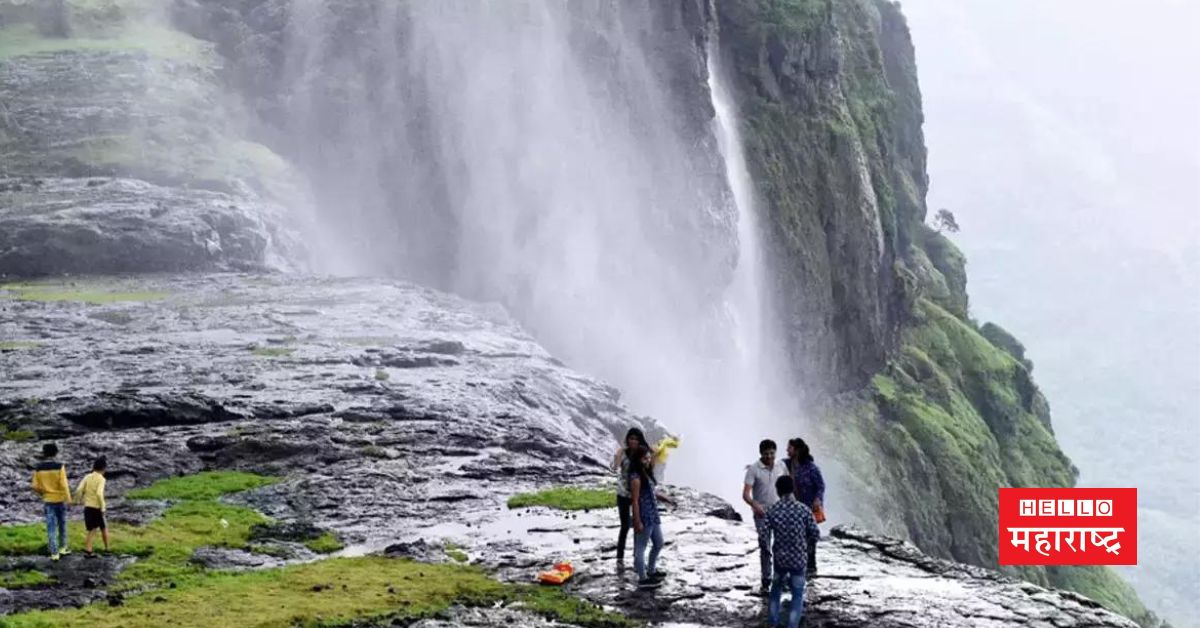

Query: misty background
left=901, top=1, right=1200, bottom=625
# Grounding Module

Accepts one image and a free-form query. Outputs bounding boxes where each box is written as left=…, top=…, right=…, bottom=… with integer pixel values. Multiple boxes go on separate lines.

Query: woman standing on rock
left=787, top=438, right=825, bottom=575
left=612, top=427, right=647, bottom=562
left=629, top=445, right=665, bottom=589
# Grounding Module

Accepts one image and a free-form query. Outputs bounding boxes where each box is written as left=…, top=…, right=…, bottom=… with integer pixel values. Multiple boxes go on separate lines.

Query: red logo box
left=998, top=488, right=1137, bottom=566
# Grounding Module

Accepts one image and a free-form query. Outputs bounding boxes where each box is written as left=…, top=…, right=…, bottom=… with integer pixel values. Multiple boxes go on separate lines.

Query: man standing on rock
left=765, top=475, right=820, bottom=628
left=31, top=443, right=72, bottom=560
left=743, top=438, right=788, bottom=593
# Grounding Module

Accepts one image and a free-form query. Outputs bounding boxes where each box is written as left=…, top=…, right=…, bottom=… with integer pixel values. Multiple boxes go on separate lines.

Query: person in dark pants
left=74, top=457, right=109, bottom=556
left=765, top=475, right=820, bottom=628
left=743, top=439, right=788, bottom=593
left=612, top=427, right=647, bottom=562
left=786, top=438, right=825, bottom=575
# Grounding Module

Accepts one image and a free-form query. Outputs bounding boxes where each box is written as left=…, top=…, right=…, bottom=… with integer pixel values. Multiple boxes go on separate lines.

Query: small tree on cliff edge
left=933, top=208, right=960, bottom=234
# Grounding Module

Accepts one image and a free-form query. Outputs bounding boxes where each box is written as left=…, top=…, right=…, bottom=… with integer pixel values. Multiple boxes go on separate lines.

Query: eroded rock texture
left=0, top=274, right=1138, bottom=627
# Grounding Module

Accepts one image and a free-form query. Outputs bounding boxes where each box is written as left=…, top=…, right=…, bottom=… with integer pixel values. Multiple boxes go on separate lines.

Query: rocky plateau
left=0, top=273, right=1140, bottom=627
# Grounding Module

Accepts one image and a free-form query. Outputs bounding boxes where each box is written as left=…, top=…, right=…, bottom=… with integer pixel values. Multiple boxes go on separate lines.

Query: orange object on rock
left=537, top=561, right=574, bottom=585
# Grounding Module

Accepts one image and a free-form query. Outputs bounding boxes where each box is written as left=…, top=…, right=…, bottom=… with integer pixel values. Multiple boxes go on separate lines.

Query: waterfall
left=708, top=43, right=769, bottom=395
left=270, top=0, right=796, bottom=506
left=678, top=39, right=798, bottom=503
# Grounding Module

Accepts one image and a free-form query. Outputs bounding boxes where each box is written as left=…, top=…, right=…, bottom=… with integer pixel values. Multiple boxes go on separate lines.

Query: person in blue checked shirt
left=765, top=474, right=820, bottom=628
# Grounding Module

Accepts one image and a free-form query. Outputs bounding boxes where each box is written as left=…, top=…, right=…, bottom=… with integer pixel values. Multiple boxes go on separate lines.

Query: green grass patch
left=1, top=283, right=168, bottom=304
left=303, top=532, right=344, bottom=555
left=507, top=487, right=615, bottom=511
left=0, top=340, right=40, bottom=351
left=1, top=427, right=37, bottom=442
left=126, top=471, right=279, bottom=502
left=0, top=469, right=633, bottom=627
left=2, top=471, right=279, bottom=590
left=1, top=557, right=637, bottom=628
left=251, top=347, right=295, bottom=358
left=444, top=542, right=468, bottom=563
left=0, top=501, right=266, bottom=587
left=0, top=569, right=53, bottom=589
left=0, top=22, right=206, bottom=62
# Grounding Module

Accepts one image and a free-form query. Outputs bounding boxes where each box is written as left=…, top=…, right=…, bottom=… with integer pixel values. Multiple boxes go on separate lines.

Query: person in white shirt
left=742, top=438, right=788, bottom=593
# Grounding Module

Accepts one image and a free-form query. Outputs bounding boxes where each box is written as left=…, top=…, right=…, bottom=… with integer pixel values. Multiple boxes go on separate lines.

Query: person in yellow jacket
left=74, top=457, right=109, bottom=555
left=650, top=435, right=679, bottom=483
left=30, top=443, right=72, bottom=560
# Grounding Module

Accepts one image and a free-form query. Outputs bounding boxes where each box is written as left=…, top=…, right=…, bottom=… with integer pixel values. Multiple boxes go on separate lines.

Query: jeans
left=44, top=503, right=67, bottom=555
left=633, top=522, right=663, bottom=580
left=754, top=516, right=772, bottom=586
left=616, top=495, right=632, bottom=558
left=808, top=537, right=817, bottom=572
left=768, top=569, right=808, bottom=628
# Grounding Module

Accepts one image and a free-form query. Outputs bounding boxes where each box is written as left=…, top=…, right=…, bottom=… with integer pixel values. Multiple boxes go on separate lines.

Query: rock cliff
left=713, top=1, right=1159, bottom=625
left=0, top=0, right=306, bottom=275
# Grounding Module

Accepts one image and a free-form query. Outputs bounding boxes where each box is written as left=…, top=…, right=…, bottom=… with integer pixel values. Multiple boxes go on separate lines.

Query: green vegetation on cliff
left=728, top=1, right=1160, bottom=624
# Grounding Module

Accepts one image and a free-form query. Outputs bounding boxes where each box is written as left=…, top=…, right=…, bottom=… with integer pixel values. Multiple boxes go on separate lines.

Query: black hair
left=789, top=438, right=813, bottom=464
left=624, top=427, right=647, bottom=449
left=775, top=475, right=795, bottom=497
left=92, top=456, right=107, bottom=472
left=627, top=445, right=654, bottom=486
left=758, top=439, right=777, bottom=455
left=41, top=443, right=58, bottom=459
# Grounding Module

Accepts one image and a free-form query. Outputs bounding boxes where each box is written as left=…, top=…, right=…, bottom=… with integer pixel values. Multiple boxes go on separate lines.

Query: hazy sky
left=901, top=1, right=1200, bottom=625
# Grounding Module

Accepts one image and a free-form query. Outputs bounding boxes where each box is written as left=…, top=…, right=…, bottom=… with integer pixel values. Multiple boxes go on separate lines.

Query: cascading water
left=695, top=38, right=800, bottom=503
left=267, top=0, right=798, bottom=507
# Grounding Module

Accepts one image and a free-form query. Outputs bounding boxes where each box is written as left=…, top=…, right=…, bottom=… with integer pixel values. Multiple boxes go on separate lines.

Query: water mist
left=272, top=0, right=799, bottom=507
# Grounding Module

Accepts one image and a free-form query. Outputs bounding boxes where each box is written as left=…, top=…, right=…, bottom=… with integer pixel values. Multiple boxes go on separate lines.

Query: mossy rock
left=916, top=227, right=968, bottom=318
left=827, top=299, right=1152, bottom=622
left=507, top=487, right=615, bottom=511
left=980, top=322, right=1033, bottom=371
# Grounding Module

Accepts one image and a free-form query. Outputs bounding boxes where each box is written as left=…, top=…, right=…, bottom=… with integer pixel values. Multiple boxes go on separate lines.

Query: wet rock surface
left=0, top=273, right=1137, bottom=627
left=0, top=177, right=299, bottom=276
left=0, top=32, right=307, bottom=277
left=0, top=553, right=130, bottom=615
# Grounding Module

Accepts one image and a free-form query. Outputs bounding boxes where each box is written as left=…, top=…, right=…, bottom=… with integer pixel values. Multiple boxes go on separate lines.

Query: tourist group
left=612, top=429, right=824, bottom=628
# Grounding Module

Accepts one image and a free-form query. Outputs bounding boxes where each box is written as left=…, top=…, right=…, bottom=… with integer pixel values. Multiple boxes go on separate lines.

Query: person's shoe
left=649, top=570, right=668, bottom=581
left=50, top=553, right=60, bottom=561
left=59, top=548, right=70, bottom=556
left=637, top=578, right=662, bottom=589
left=85, top=552, right=96, bottom=559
